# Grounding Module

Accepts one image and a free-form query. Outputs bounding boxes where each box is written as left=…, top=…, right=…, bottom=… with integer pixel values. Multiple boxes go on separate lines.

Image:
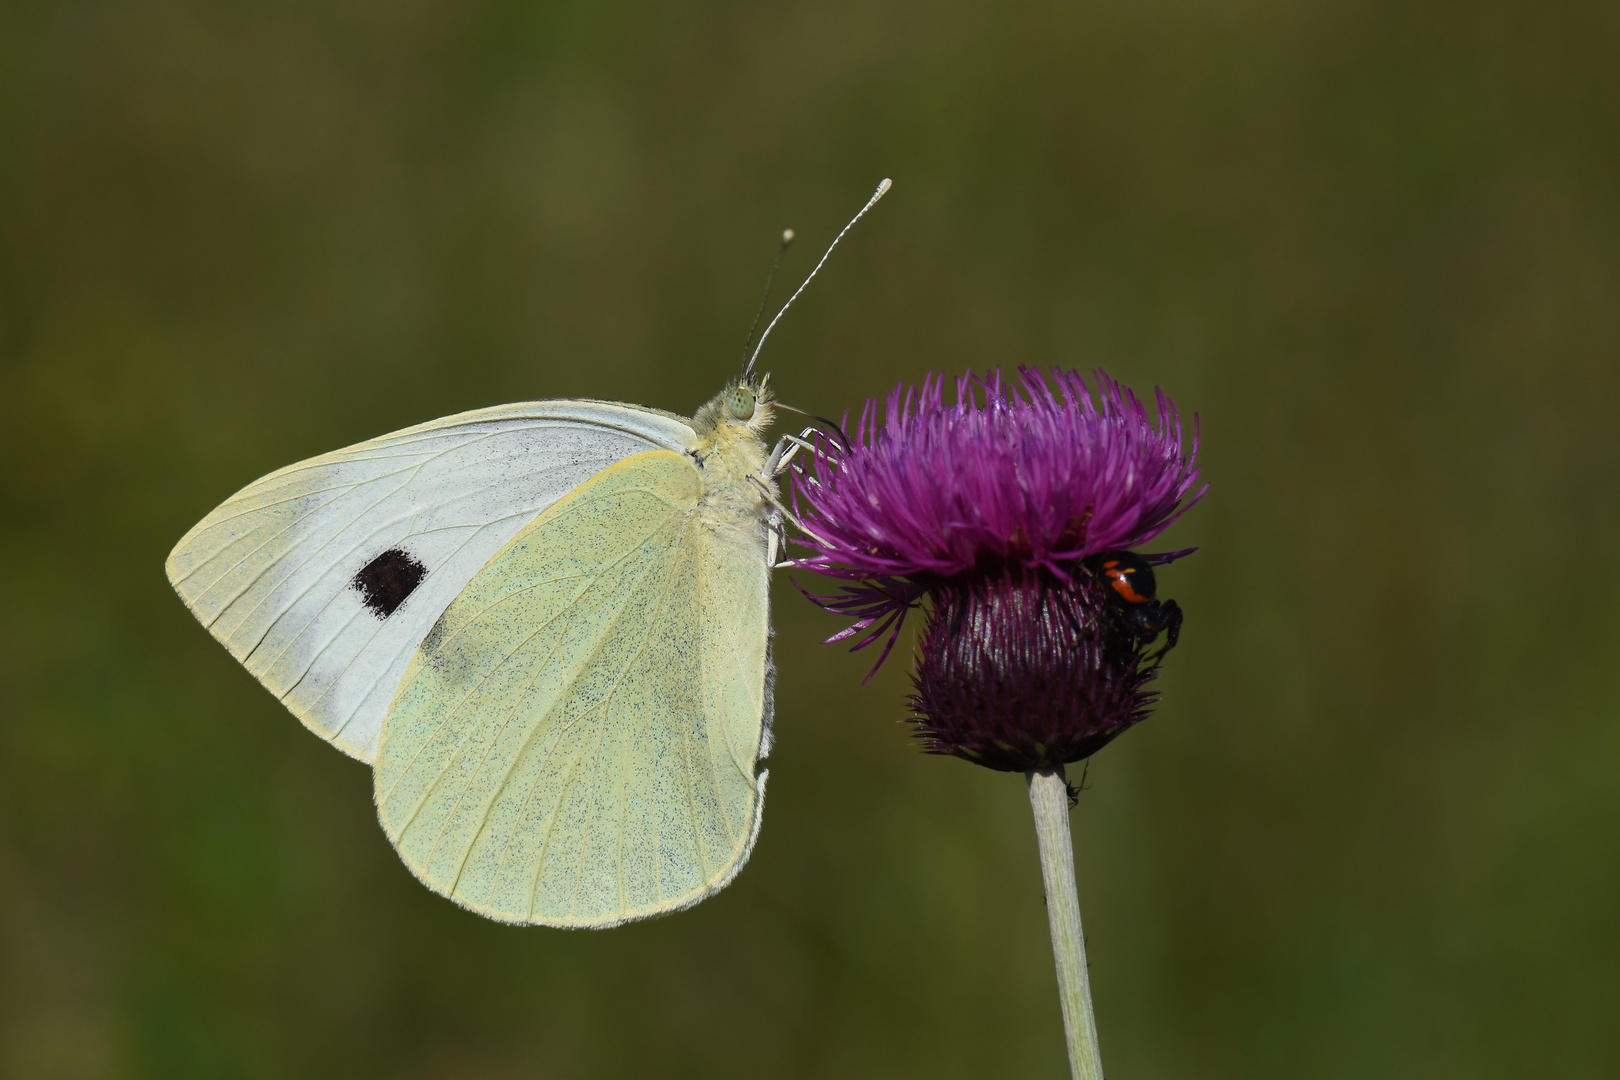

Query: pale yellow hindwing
left=373, top=450, right=770, bottom=927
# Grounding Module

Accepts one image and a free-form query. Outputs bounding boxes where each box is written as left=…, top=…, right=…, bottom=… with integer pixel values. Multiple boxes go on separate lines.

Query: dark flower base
left=910, top=566, right=1158, bottom=772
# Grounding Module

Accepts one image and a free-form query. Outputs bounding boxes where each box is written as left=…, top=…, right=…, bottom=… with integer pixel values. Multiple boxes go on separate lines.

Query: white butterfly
left=166, top=180, right=890, bottom=927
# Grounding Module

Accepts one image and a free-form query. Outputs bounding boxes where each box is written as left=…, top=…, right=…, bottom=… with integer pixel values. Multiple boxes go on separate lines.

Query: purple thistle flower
left=789, top=367, right=1205, bottom=772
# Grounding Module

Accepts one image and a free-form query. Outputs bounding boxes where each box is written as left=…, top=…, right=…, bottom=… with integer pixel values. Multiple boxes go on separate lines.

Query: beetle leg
left=1146, top=599, right=1182, bottom=664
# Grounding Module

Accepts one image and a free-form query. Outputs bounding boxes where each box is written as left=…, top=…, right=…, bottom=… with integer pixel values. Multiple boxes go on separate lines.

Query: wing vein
left=561, top=525, right=692, bottom=918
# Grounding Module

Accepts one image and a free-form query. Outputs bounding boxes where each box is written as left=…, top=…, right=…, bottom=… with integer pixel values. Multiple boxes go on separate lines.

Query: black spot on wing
left=352, top=548, right=427, bottom=618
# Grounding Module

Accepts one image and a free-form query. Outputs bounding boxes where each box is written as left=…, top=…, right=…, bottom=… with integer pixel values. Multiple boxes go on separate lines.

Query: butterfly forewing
left=165, top=402, right=696, bottom=762
left=373, top=451, right=770, bottom=927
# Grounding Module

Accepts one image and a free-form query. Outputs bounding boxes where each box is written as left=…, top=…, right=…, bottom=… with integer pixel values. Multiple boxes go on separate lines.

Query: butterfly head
left=695, top=372, right=776, bottom=443
left=691, top=373, right=778, bottom=507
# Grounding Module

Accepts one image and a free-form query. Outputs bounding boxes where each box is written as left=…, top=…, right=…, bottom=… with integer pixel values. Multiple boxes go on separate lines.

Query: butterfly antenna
left=739, top=230, right=796, bottom=371
left=744, top=178, right=892, bottom=376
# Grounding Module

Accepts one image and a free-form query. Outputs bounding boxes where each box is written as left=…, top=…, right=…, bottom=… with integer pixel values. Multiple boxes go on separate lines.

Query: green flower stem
left=1027, top=767, right=1104, bottom=1080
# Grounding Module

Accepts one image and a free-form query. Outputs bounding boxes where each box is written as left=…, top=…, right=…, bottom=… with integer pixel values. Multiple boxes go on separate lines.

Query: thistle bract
left=790, top=367, right=1204, bottom=771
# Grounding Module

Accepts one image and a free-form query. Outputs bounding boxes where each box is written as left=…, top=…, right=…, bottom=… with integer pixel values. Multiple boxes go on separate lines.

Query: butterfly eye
left=727, top=387, right=756, bottom=421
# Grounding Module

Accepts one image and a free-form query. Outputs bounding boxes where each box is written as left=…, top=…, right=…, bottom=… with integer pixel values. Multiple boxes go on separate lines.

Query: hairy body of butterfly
left=167, top=375, right=787, bottom=927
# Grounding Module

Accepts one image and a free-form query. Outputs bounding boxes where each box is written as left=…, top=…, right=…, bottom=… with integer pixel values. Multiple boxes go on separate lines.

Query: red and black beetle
left=1084, top=550, right=1183, bottom=661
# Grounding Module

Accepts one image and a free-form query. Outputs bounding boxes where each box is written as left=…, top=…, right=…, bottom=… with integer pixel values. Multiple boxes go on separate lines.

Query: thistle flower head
left=789, top=367, right=1205, bottom=772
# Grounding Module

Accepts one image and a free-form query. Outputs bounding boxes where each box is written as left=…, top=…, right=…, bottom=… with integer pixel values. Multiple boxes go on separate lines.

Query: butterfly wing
left=166, top=401, right=697, bottom=762
left=373, top=450, right=772, bottom=927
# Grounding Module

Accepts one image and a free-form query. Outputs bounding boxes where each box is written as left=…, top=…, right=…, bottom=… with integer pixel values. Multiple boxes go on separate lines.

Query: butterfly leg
left=766, top=427, right=824, bottom=477
left=746, top=473, right=827, bottom=566
left=769, top=514, right=789, bottom=568
left=747, top=477, right=791, bottom=568
left=746, top=473, right=803, bottom=532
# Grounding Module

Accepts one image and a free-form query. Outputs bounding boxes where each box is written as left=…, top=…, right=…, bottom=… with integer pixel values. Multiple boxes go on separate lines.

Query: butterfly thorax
left=689, top=374, right=777, bottom=529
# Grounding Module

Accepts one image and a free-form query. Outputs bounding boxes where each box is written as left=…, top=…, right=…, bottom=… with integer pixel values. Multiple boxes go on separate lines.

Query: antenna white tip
left=744, top=177, right=895, bottom=375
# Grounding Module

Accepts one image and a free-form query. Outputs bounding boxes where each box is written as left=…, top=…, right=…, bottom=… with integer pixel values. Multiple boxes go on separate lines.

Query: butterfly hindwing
left=373, top=450, right=771, bottom=927
left=165, top=402, right=697, bottom=762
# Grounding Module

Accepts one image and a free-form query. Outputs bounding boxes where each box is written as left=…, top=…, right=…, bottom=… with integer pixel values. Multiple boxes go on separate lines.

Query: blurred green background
left=3, top=0, right=1618, bottom=1077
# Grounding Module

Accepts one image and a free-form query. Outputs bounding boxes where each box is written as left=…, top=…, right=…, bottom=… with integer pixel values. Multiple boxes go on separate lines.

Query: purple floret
left=791, top=367, right=1203, bottom=582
